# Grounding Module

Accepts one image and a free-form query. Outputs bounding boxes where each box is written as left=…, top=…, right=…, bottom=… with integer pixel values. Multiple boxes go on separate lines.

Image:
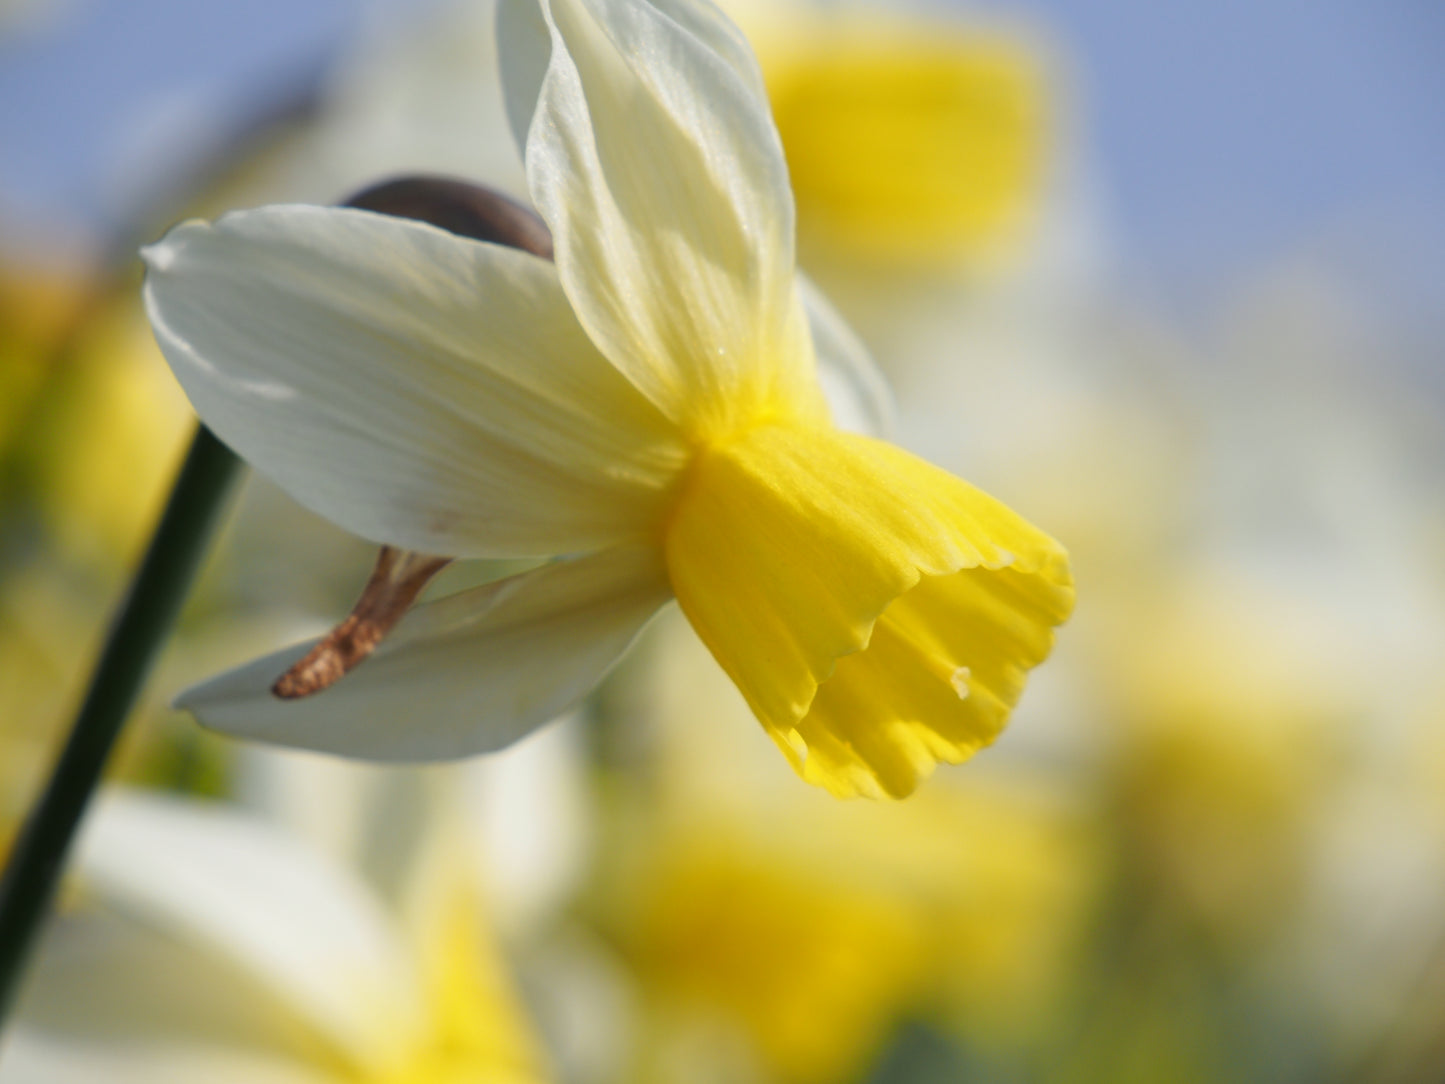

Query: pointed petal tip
left=141, top=216, right=212, bottom=272
left=139, top=236, right=176, bottom=273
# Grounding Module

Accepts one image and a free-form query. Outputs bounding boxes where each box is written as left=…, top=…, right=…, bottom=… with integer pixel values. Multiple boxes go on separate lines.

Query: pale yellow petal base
left=665, top=424, right=1073, bottom=798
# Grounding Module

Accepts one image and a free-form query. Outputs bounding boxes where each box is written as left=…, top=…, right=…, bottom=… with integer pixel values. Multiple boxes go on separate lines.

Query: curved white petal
left=177, top=543, right=671, bottom=761
left=19, top=904, right=339, bottom=1068
left=74, top=790, right=424, bottom=1077
left=798, top=273, right=895, bottom=438
left=500, top=0, right=767, bottom=152
left=460, top=713, right=589, bottom=933
left=498, top=0, right=822, bottom=434
left=143, top=205, right=687, bottom=559
left=232, top=753, right=444, bottom=921
left=232, top=751, right=381, bottom=870
left=0, top=1033, right=333, bottom=1084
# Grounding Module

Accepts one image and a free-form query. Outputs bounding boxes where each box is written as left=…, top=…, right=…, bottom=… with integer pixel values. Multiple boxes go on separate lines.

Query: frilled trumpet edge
left=666, top=423, right=1073, bottom=798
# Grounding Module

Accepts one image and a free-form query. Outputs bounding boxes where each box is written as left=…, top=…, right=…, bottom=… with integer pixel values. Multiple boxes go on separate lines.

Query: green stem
left=0, top=425, right=241, bottom=1028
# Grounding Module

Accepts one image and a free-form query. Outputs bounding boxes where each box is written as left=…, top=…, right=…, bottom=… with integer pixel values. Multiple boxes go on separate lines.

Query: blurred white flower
left=3, top=788, right=547, bottom=1084
left=235, top=718, right=591, bottom=940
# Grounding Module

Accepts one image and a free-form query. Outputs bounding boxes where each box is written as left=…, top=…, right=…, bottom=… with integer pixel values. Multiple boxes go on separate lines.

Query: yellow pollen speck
left=951, top=667, right=972, bottom=699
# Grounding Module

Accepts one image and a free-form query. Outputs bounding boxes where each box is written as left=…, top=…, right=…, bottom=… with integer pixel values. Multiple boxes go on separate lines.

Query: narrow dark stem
left=0, top=425, right=241, bottom=1028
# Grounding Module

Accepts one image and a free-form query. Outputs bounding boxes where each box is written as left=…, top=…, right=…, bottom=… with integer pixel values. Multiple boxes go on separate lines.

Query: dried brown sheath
left=272, top=548, right=451, bottom=698
left=272, top=177, right=555, bottom=700
left=343, top=175, right=554, bottom=258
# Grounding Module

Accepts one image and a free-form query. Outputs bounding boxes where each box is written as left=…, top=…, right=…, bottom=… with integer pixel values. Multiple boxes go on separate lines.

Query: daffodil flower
left=142, top=0, right=1072, bottom=798
left=5, top=789, right=546, bottom=1084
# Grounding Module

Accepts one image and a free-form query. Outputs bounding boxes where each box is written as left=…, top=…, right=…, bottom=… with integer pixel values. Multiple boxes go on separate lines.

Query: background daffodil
left=6, top=787, right=547, bottom=1084
left=141, top=0, right=1073, bottom=799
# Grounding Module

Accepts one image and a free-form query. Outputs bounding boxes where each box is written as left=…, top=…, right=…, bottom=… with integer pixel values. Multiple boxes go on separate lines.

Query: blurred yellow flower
left=0, top=262, right=91, bottom=450
left=6, top=788, right=547, bottom=1084
left=0, top=265, right=192, bottom=836
left=144, top=0, right=1072, bottom=798
left=621, top=826, right=928, bottom=1084
left=1102, top=573, right=1354, bottom=939
left=0, top=565, right=101, bottom=834
left=27, top=295, right=193, bottom=565
left=603, top=786, right=1091, bottom=1084
left=587, top=612, right=1095, bottom=1081
left=744, top=6, right=1050, bottom=269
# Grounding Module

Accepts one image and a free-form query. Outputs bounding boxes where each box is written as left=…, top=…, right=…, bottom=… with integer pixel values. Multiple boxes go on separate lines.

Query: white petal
left=0, top=1033, right=333, bottom=1084
left=19, top=904, right=336, bottom=1067
left=498, top=0, right=821, bottom=434
left=232, top=750, right=381, bottom=870
left=798, top=273, right=895, bottom=438
left=143, top=205, right=686, bottom=559
left=177, top=543, right=671, bottom=760
left=231, top=753, right=445, bottom=919
left=499, top=0, right=767, bottom=152
left=460, top=713, right=589, bottom=933
left=74, top=790, right=425, bottom=1076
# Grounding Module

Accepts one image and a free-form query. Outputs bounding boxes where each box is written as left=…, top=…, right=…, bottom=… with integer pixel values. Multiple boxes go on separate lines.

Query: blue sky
left=1, top=0, right=1442, bottom=295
